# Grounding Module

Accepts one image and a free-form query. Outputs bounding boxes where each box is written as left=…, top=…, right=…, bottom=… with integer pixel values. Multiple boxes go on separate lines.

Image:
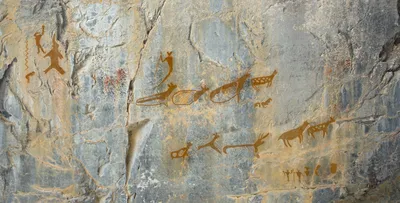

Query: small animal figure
left=158, top=51, right=173, bottom=86
left=172, top=84, right=209, bottom=105
left=198, top=133, right=221, bottom=154
left=210, top=72, right=250, bottom=103
left=251, top=70, right=277, bottom=89
left=170, top=142, right=192, bottom=159
left=307, top=117, right=335, bottom=138
left=223, top=133, right=270, bottom=158
left=254, top=98, right=272, bottom=108
left=278, top=121, right=309, bottom=147
left=136, top=83, right=177, bottom=106
left=25, top=71, right=35, bottom=83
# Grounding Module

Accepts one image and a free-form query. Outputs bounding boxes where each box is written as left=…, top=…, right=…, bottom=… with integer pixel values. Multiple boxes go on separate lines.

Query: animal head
left=167, top=51, right=172, bottom=55
left=167, top=83, right=177, bottom=89
left=201, top=85, right=210, bottom=92
left=187, top=142, right=192, bottom=147
left=213, top=133, right=220, bottom=138
left=329, top=117, right=335, bottom=123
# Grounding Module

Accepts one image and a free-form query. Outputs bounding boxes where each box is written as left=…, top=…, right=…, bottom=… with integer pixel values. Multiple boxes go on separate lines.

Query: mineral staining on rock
left=0, top=0, right=400, bottom=202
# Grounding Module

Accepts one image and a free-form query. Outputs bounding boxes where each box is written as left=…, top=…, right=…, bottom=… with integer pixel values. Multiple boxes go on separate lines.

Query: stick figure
left=158, top=51, right=173, bottom=86
left=34, top=25, right=45, bottom=54
left=44, top=35, right=65, bottom=75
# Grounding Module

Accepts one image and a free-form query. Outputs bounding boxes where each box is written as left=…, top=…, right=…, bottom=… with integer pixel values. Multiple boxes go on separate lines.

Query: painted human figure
left=44, top=35, right=65, bottom=75
left=34, top=25, right=45, bottom=54
left=158, top=51, right=173, bottom=85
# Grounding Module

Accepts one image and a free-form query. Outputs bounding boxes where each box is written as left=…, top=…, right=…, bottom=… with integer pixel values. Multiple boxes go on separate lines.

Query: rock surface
left=0, top=0, right=399, bottom=202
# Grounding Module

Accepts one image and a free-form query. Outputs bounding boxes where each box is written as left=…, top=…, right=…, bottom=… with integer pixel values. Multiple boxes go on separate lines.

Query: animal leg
left=283, top=139, right=288, bottom=147
left=287, top=140, right=292, bottom=147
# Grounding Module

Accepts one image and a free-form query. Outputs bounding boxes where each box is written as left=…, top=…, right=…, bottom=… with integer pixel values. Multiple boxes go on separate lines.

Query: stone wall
left=0, top=0, right=399, bottom=202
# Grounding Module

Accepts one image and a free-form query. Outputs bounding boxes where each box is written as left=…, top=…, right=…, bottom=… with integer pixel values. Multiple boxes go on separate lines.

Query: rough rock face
left=0, top=0, right=399, bottom=202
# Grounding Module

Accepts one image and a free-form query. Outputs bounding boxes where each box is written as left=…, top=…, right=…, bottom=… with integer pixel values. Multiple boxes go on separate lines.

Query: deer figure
left=251, top=70, right=278, bottom=89
left=307, top=117, right=335, bottom=138
left=136, top=83, right=177, bottom=106
left=278, top=121, right=309, bottom=147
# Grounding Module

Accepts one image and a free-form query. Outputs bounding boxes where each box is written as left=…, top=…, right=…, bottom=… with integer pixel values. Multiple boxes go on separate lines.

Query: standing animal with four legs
left=278, top=121, right=309, bottom=147
left=307, top=117, right=335, bottom=138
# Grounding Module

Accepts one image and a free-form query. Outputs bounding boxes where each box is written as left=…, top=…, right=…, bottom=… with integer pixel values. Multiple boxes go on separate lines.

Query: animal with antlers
left=251, top=70, right=278, bottom=89
left=223, top=133, right=270, bottom=158
left=278, top=121, right=309, bottom=147
left=136, top=83, right=177, bottom=106
left=307, top=117, right=335, bottom=138
left=198, top=133, right=221, bottom=154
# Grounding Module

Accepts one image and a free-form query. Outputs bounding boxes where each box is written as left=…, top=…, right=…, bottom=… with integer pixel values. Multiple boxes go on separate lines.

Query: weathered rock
left=0, top=0, right=399, bottom=202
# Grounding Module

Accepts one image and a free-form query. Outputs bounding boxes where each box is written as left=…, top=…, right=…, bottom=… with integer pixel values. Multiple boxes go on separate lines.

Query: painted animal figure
left=307, top=117, right=335, bottom=138
left=223, top=133, right=269, bottom=158
left=278, top=121, right=309, bottom=147
left=172, top=85, right=209, bottom=105
left=254, top=98, right=272, bottom=108
left=251, top=70, right=278, bottom=89
left=198, top=133, right=221, bottom=154
left=136, top=83, right=177, bottom=106
left=170, top=142, right=192, bottom=159
left=25, top=71, right=35, bottom=83
left=210, top=72, right=250, bottom=103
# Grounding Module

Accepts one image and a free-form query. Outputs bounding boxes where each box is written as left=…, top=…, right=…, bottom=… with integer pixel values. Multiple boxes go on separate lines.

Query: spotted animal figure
left=278, top=121, right=309, bottom=147
left=307, top=117, right=335, bottom=138
left=251, top=70, right=278, bottom=89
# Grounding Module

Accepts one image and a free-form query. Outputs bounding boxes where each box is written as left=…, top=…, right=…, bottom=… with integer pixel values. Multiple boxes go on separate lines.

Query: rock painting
left=136, top=83, right=177, bottom=106
left=307, top=117, right=335, bottom=138
left=223, top=133, right=270, bottom=158
left=198, top=133, right=221, bottom=154
left=170, top=142, right=192, bottom=159
left=34, top=25, right=45, bottom=54
left=209, top=72, right=250, bottom=103
left=172, top=84, right=209, bottom=105
left=278, top=121, right=309, bottom=147
left=251, top=70, right=278, bottom=90
left=44, top=35, right=65, bottom=75
left=254, top=98, right=272, bottom=108
left=25, top=71, right=35, bottom=83
left=158, top=51, right=174, bottom=86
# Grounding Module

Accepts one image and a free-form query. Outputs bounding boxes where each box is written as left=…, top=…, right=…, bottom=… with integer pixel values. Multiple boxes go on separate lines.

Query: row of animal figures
left=283, top=163, right=338, bottom=183
left=170, top=117, right=336, bottom=159
left=136, top=70, right=278, bottom=106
